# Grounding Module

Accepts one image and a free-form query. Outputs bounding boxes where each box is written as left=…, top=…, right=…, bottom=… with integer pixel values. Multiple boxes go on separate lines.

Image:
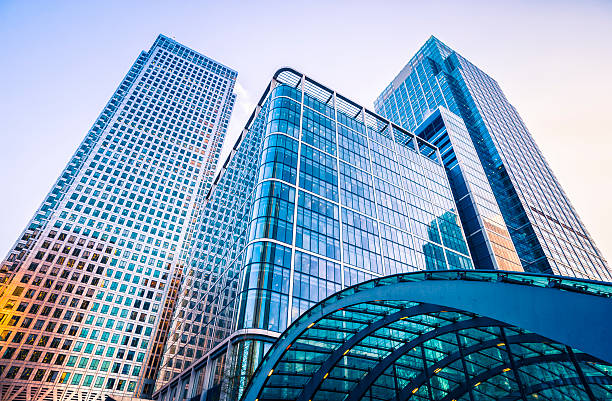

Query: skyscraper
left=0, top=34, right=236, bottom=400
left=154, top=68, right=474, bottom=400
left=375, top=36, right=610, bottom=280
left=414, top=107, right=522, bottom=271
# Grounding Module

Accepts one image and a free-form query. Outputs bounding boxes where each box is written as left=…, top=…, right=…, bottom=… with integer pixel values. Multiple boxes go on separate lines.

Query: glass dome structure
left=242, top=270, right=612, bottom=401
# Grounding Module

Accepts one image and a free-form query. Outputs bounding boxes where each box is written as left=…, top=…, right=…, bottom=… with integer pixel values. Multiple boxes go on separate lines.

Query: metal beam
left=438, top=352, right=603, bottom=401
left=499, top=327, right=528, bottom=401
left=565, top=345, right=597, bottom=401
left=295, top=304, right=460, bottom=401
left=455, top=331, right=475, bottom=401
left=344, top=318, right=522, bottom=401
left=499, top=375, right=612, bottom=400
left=393, top=333, right=546, bottom=401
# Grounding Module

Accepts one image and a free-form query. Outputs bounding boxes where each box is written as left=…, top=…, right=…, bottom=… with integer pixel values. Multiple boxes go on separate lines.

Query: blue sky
left=1, top=0, right=611, bottom=262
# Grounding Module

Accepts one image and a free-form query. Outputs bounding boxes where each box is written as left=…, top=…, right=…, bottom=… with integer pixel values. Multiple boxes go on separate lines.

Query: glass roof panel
left=249, top=270, right=612, bottom=401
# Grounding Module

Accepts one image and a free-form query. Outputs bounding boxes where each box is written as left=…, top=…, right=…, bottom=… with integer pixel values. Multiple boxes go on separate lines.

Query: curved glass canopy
left=242, top=270, right=612, bottom=401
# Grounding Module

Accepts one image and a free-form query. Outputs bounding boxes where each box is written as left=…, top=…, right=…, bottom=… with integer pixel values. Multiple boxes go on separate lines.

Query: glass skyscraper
left=154, top=68, right=474, bottom=401
left=375, top=36, right=609, bottom=280
left=414, top=107, right=521, bottom=271
left=0, top=34, right=236, bottom=400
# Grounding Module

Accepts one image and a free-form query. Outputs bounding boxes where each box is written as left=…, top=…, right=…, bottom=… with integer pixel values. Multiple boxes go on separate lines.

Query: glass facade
left=415, top=107, right=521, bottom=271
left=0, top=34, right=236, bottom=400
left=154, top=68, right=473, bottom=400
left=375, top=36, right=610, bottom=280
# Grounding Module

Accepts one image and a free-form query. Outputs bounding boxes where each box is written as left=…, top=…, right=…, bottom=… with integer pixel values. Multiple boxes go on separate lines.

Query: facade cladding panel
left=154, top=68, right=473, bottom=400
left=415, top=107, right=522, bottom=271
left=375, top=36, right=610, bottom=280
left=0, top=35, right=236, bottom=400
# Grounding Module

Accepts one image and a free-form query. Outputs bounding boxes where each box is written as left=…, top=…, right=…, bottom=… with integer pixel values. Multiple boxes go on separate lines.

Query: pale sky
left=1, top=0, right=611, bottom=265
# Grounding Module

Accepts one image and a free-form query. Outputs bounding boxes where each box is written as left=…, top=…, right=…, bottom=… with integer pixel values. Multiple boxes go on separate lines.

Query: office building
left=375, top=36, right=609, bottom=280
left=415, top=107, right=521, bottom=271
left=0, top=34, right=236, bottom=400
left=155, top=68, right=474, bottom=400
